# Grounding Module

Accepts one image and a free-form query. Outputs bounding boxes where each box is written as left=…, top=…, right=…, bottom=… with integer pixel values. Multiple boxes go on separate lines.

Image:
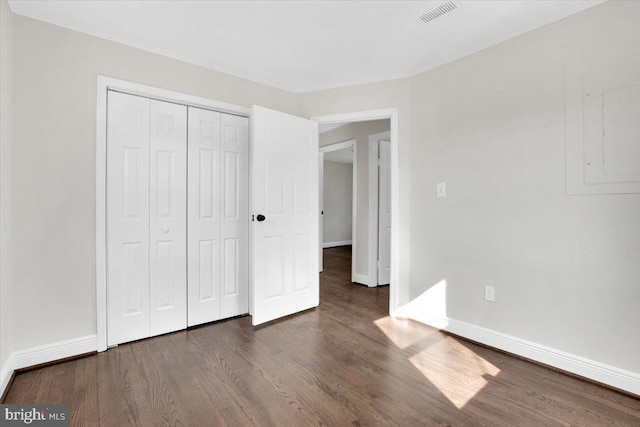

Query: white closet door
left=107, top=91, right=151, bottom=345
left=187, top=107, right=249, bottom=326
left=377, top=140, right=391, bottom=286
left=219, top=114, right=249, bottom=318
left=149, top=100, right=188, bottom=336
left=251, top=106, right=319, bottom=326
left=187, top=107, right=222, bottom=326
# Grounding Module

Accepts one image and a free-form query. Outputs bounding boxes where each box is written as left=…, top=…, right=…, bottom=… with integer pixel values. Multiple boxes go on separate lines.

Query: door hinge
left=251, top=214, right=255, bottom=222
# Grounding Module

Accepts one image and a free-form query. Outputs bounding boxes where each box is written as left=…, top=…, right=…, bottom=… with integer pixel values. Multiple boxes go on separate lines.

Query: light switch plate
left=484, top=285, right=495, bottom=302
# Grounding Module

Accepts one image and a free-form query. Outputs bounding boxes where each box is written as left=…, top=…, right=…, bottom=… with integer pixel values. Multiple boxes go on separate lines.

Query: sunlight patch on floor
left=373, top=316, right=440, bottom=349
left=409, top=337, right=500, bottom=409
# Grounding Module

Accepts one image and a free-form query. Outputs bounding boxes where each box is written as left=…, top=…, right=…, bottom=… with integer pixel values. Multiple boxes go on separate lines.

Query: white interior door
left=187, top=107, right=249, bottom=327
left=378, top=140, right=391, bottom=285
left=107, top=91, right=151, bottom=345
left=251, top=106, right=319, bottom=326
left=149, top=99, right=187, bottom=336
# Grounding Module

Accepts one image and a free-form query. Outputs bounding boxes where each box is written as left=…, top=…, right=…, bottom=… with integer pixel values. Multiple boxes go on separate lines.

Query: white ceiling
left=8, top=0, right=604, bottom=93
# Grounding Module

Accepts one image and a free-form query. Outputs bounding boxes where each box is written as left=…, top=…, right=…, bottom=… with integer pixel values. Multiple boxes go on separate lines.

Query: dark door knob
left=256, top=214, right=266, bottom=222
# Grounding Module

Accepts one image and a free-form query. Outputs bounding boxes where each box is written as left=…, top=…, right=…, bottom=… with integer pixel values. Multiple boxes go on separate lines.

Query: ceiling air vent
left=418, top=1, right=459, bottom=23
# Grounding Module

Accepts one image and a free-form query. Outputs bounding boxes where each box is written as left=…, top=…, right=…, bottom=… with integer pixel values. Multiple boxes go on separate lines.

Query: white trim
left=0, top=336, right=98, bottom=397
left=322, top=240, right=352, bottom=248
left=12, top=335, right=97, bottom=371
left=312, top=109, right=399, bottom=315
left=368, top=131, right=390, bottom=287
left=352, top=273, right=374, bottom=287
left=398, top=306, right=640, bottom=396
left=1, top=354, right=14, bottom=398
left=319, top=139, right=355, bottom=153
left=95, top=75, right=251, bottom=352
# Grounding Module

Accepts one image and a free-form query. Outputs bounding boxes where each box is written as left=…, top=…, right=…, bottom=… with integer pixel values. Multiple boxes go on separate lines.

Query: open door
left=251, top=106, right=319, bottom=326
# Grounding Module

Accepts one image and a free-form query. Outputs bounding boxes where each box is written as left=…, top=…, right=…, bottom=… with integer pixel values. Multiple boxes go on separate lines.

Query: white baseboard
left=352, top=273, right=375, bottom=287
left=12, top=335, right=97, bottom=371
left=397, top=307, right=640, bottom=396
left=323, top=240, right=352, bottom=248
left=0, top=353, right=14, bottom=398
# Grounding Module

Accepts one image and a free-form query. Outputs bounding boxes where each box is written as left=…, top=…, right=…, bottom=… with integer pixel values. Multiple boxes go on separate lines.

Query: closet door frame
left=96, top=75, right=251, bottom=352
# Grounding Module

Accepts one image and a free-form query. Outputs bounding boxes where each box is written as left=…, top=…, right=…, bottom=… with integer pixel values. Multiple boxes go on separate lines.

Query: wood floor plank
left=3, top=246, right=639, bottom=426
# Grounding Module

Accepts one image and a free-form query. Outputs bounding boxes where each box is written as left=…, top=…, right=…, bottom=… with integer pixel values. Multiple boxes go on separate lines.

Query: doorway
left=319, top=139, right=356, bottom=279
left=314, top=110, right=398, bottom=315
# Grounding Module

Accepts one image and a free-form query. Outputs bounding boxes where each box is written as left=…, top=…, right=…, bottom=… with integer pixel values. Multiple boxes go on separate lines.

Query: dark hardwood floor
left=4, top=246, right=640, bottom=426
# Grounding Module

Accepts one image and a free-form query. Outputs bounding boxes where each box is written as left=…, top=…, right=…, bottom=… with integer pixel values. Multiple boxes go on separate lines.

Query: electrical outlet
left=437, top=182, right=446, bottom=198
left=484, top=285, right=495, bottom=302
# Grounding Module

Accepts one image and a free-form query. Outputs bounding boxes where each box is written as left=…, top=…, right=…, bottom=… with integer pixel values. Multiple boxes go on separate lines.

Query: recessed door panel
left=293, top=234, right=310, bottom=292
left=265, top=236, right=285, bottom=299
left=294, top=158, right=310, bottom=215
left=155, top=241, right=173, bottom=309
left=265, top=154, right=284, bottom=215
left=156, top=151, right=174, bottom=218
left=224, top=152, right=239, bottom=219
left=198, top=239, right=217, bottom=302
left=123, top=242, right=144, bottom=315
left=199, top=149, right=217, bottom=219
left=123, top=148, right=143, bottom=219
left=223, top=238, right=239, bottom=297
left=149, top=99, right=187, bottom=337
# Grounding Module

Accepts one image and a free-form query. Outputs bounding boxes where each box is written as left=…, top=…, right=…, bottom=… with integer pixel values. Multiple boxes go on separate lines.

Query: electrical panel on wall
left=565, top=45, right=640, bottom=195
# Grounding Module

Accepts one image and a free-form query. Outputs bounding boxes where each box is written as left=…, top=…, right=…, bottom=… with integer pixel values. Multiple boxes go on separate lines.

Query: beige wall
left=11, top=14, right=301, bottom=351
left=320, top=120, right=390, bottom=278
left=0, top=0, right=13, bottom=371
left=404, top=0, right=640, bottom=373
left=322, top=161, right=352, bottom=245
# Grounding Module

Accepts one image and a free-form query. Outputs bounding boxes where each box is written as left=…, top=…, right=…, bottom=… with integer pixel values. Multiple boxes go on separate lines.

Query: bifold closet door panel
left=107, top=91, right=151, bottom=346
left=149, top=99, right=188, bottom=336
left=219, top=114, right=249, bottom=318
left=187, top=108, right=249, bottom=326
left=187, top=107, right=222, bottom=326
